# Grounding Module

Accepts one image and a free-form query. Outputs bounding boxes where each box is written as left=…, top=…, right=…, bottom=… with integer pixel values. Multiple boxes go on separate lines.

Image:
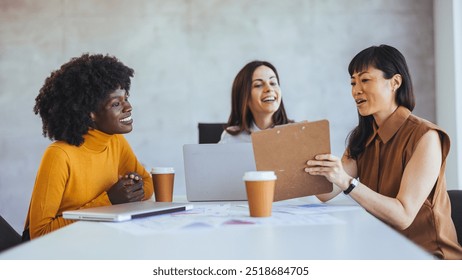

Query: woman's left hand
left=304, top=154, right=351, bottom=190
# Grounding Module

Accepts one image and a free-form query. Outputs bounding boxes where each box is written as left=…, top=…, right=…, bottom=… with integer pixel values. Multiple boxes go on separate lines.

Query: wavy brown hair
left=225, top=60, right=291, bottom=135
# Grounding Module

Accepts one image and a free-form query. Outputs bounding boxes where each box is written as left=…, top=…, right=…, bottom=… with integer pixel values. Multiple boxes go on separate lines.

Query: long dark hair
left=346, top=45, right=415, bottom=158
left=225, top=60, right=291, bottom=135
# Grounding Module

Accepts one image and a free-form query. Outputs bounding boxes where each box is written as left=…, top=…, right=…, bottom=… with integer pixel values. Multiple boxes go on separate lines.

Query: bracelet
left=344, top=177, right=359, bottom=195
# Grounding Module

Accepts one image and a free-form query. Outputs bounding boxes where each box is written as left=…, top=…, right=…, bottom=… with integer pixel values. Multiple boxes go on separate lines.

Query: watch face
left=351, top=178, right=359, bottom=186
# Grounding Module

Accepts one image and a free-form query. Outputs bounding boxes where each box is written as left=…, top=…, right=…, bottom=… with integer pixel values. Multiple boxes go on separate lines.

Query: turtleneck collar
left=82, top=129, right=113, bottom=152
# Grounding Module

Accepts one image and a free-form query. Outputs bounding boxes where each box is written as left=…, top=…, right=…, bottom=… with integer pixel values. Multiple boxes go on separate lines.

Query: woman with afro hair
left=24, top=54, right=153, bottom=240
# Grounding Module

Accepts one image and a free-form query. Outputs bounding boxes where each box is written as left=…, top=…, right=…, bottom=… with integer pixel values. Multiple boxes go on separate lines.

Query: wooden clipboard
left=251, top=120, right=333, bottom=201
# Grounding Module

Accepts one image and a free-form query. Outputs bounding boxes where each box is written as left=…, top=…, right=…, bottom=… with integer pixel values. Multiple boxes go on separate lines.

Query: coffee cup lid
left=151, top=167, right=175, bottom=174
left=243, top=171, right=277, bottom=181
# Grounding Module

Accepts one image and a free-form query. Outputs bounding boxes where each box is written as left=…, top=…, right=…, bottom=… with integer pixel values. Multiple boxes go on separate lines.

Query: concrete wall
left=0, top=0, right=435, bottom=232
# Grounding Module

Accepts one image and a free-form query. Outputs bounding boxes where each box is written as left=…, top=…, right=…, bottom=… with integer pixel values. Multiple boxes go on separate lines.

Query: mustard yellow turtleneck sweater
left=25, top=129, right=154, bottom=239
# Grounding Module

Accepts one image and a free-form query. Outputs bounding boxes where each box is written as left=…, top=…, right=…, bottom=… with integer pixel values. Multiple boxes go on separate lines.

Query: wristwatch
left=344, top=177, right=359, bottom=195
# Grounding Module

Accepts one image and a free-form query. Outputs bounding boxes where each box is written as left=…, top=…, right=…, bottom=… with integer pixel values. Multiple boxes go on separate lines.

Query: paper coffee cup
left=151, top=167, right=175, bottom=202
left=243, top=171, right=277, bottom=217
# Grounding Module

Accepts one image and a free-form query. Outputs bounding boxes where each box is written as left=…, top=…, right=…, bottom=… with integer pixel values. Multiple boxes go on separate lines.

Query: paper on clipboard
left=251, top=120, right=333, bottom=201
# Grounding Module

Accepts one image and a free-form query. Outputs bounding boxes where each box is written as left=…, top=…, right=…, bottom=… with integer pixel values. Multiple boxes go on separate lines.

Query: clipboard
left=251, top=120, right=333, bottom=201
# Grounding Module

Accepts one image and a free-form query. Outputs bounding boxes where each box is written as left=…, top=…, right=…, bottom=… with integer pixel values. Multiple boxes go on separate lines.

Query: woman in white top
left=219, top=60, right=292, bottom=143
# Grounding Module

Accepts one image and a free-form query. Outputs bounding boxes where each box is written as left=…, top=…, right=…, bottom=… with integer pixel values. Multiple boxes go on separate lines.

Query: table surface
left=0, top=196, right=434, bottom=260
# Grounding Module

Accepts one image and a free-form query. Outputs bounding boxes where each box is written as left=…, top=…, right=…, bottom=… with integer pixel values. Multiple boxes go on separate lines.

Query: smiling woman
left=219, top=60, right=293, bottom=143
left=91, top=88, right=134, bottom=135
left=305, top=45, right=462, bottom=260
left=24, top=54, right=154, bottom=240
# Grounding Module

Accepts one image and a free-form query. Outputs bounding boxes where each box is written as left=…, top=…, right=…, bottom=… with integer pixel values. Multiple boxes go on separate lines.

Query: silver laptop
left=183, top=143, right=256, bottom=201
left=63, top=201, right=193, bottom=222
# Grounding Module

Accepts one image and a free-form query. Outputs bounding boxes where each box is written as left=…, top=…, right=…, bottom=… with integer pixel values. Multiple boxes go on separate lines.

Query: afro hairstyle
left=34, top=53, right=134, bottom=146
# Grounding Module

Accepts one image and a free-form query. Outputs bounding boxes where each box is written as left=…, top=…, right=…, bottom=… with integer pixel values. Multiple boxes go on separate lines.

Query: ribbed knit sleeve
left=115, top=134, right=154, bottom=200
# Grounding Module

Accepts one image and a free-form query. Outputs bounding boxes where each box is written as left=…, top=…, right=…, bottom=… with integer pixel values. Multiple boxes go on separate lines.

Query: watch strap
left=344, top=178, right=359, bottom=195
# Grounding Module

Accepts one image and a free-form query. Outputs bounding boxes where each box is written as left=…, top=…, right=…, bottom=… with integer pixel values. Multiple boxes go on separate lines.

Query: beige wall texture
left=0, top=0, right=435, bottom=232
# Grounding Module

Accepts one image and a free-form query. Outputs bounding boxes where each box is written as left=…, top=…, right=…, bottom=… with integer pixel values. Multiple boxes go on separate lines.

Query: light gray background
left=0, top=0, right=436, bottom=232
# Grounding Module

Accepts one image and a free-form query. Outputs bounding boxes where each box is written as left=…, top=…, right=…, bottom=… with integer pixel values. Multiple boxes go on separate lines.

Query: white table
left=0, top=196, right=433, bottom=260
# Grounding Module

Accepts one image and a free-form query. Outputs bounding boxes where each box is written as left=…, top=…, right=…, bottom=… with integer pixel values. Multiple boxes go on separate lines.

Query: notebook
left=62, top=201, right=193, bottom=222
left=251, top=120, right=333, bottom=201
left=183, top=143, right=256, bottom=201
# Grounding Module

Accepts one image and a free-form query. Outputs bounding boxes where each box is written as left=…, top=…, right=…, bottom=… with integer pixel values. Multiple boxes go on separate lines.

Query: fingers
left=305, top=154, right=340, bottom=175
left=109, top=174, right=145, bottom=204
left=121, top=179, right=143, bottom=191
left=127, top=187, right=145, bottom=202
left=304, top=166, right=333, bottom=174
left=113, top=177, right=142, bottom=196
left=120, top=172, right=142, bottom=190
left=306, top=154, right=338, bottom=164
left=124, top=172, right=141, bottom=182
left=306, top=160, right=336, bottom=169
left=306, top=154, right=339, bottom=166
left=130, top=180, right=144, bottom=192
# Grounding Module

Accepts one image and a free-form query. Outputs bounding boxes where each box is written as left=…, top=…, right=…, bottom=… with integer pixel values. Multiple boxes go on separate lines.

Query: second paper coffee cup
left=243, top=171, right=277, bottom=217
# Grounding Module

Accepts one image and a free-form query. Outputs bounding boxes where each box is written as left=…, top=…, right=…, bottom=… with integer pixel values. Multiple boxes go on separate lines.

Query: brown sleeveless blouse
left=356, top=106, right=462, bottom=259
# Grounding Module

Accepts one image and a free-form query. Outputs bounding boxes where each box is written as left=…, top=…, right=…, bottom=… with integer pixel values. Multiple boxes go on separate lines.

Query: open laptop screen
left=183, top=143, right=256, bottom=202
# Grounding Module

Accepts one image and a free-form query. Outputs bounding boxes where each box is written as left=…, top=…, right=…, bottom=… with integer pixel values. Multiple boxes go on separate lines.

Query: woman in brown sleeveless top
left=305, top=44, right=462, bottom=259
